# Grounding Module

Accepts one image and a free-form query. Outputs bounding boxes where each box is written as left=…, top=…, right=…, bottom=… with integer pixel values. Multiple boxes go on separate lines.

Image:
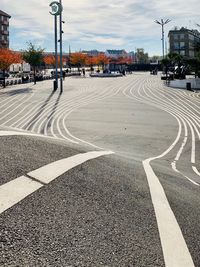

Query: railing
left=1, top=20, right=9, bottom=25
left=1, top=30, right=9, bottom=35
left=1, top=40, right=8, bottom=45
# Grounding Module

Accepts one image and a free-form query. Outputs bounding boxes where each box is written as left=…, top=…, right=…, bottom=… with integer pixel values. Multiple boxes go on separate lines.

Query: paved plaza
left=0, top=73, right=200, bottom=266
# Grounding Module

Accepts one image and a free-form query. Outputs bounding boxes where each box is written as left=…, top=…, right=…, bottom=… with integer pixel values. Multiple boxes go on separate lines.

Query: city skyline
left=1, top=0, right=200, bottom=56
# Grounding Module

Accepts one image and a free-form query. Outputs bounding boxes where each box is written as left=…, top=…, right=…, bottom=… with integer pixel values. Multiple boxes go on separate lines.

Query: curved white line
left=124, top=75, right=196, bottom=266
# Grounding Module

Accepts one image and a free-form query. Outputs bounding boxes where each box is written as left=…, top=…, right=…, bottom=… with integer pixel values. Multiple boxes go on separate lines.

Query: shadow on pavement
left=0, top=88, right=33, bottom=96
left=24, top=91, right=58, bottom=131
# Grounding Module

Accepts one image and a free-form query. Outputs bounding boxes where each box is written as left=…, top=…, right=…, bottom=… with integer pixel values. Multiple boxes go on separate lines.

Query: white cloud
left=1, top=0, right=200, bottom=55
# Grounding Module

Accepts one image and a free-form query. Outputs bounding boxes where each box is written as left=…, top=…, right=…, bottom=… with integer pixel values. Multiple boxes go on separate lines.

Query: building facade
left=81, top=50, right=102, bottom=57
left=168, top=27, right=200, bottom=58
left=0, top=10, right=11, bottom=48
left=105, top=49, right=127, bottom=59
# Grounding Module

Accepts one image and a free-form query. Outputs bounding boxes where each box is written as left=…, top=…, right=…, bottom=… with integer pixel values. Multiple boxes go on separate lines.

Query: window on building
left=189, top=34, right=194, bottom=41
left=174, top=34, right=178, bottom=40
left=180, top=50, right=185, bottom=56
left=180, top=42, right=185, bottom=49
left=174, top=42, right=179, bottom=49
left=180, top=34, right=185, bottom=39
left=189, top=50, right=194, bottom=57
left=1, top=35, right=7, bottom=41
left=189, top=42, right=194, bottom=49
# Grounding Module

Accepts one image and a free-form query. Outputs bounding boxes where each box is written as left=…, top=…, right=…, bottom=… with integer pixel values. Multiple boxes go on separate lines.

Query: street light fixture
left=155, top=19, right=171, bottom=59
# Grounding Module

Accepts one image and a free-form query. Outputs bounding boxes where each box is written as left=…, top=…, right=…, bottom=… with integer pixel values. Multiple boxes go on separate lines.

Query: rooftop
left=106, top=50, right=127, bottom=55
left=0, top=10, right=11, bottom=18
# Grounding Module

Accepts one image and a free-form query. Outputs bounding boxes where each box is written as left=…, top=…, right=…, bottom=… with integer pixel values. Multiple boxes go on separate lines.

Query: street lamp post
left=59, top=0, right=63, bottom=94
left=155, top=19, right=171, bottom=59
left=49, top=1, right=63, bottom=91
left=55, top=15, right=58, bottom=90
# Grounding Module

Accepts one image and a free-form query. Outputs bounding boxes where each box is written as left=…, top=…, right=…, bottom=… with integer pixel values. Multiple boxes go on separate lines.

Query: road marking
left=0, top=130, right=44, bottom=137
left=140, top=114, right=195, bottom=266
left=192, top=166, right=200, bottom=177
left=0, top=176, right=43, bottom=214
left=143, top=159, right=195, bottom=267
left=28, top=150, right=114, bottom=184
left=171, top=162, right=200, bottom=186
left=0, top=151, right=114, bottom=214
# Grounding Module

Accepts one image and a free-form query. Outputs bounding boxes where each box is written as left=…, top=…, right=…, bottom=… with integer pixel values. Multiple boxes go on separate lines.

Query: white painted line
left=0, top=130, right=42, bottom=137
left=171, top=161, right=179, bottom=173
left=28, top=150, right=114, bottom=184
left=0, top=176, right=43, bottom=214
left=0, top=150, right=114, bottom=214
left=192, top=166, right=200, bottom=177
left=183, top=175, right=200, bottom=186
left=143, top=159, right=195, bottom=267
left=175, top=136, right=187, bottom=161
left=171, top=161, right=199, bottom=186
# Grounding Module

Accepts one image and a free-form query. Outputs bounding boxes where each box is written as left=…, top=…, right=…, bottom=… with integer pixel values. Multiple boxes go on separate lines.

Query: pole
left=59, top=0, right=63, bottom=93
left=162, top=24, right=165, bottom=59
left=155, top=19, right=171, bottom=60
left=55, top=15, right=58, bottom=90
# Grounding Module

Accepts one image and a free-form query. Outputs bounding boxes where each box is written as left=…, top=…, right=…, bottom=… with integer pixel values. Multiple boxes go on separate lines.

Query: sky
left=1, top=0, right=200, bottom=56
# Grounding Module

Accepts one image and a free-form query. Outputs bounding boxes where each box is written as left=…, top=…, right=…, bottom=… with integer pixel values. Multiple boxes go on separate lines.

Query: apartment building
left=105, top=49, right=127, bottom=58
left=0, top=10, right=11, bottom=48
left=168, top=27, right=200, bottom=58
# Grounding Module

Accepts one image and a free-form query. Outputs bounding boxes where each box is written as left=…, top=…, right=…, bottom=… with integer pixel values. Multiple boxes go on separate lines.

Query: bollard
left=186, top=82, right=191, bottom=91
left=53, top=80, right=57, bottom=91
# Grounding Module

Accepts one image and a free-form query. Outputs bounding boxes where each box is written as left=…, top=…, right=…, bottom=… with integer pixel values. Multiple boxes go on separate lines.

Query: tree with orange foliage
left=0, top=48, right=21, bottom=70
left=70, top=52, right=87, bottom=71
left=0, top=48, right=22, bottom=87
left=117, top=56, right=133, bottom=65
left=96, top=53, right=109, bottom=71
left=86, top=56, right=97, bottom=73
left=43, top=55, right=65, bottom=67
left=43, top=55, right=56, bottom=66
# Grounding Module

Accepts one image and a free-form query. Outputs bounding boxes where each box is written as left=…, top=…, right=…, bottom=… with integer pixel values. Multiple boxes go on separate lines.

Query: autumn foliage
left=0, top=48, right=22, bottom=70
left=86, top=56, right=97, bottom=67
left=69, top=52, right=111, bottom=70
left=43, top=51, right=132, bottom=71
left=43, top=55, right=56, bottom=66
left=70, top=52, right=87, bottom=68
left=109, top=56, right=133, bottom=65
left=96, top=53, right=110, bottom=67
left=44, top=55, right=66, bottom=66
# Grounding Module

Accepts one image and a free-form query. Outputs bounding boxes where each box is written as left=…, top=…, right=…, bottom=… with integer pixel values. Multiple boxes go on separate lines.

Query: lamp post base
left=53, top=80, right=58, bottom=91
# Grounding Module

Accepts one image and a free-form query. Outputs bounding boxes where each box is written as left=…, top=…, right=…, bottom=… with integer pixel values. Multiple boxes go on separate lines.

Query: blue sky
left=1, top=0, right=200, bottom=56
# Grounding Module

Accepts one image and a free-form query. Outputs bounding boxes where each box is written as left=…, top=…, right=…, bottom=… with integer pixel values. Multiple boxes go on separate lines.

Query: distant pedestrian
left=82, top=68, right=85, bottom=77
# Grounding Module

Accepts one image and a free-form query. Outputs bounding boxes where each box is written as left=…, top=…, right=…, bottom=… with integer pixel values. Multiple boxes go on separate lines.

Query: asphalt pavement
left=0, top=133, right=164, bottom=267
left=0, top=73, right=200, bottom=266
